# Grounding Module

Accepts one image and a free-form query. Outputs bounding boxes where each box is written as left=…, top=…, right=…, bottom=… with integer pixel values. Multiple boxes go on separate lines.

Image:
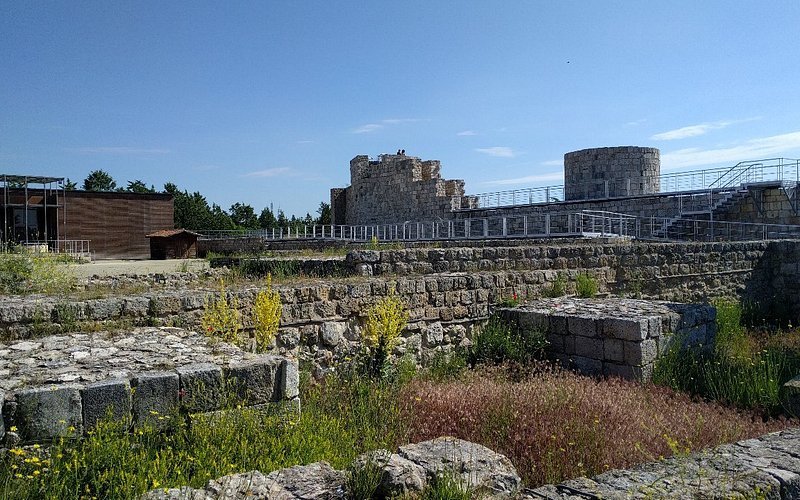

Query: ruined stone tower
left=330, top=154, right=478, bottom=225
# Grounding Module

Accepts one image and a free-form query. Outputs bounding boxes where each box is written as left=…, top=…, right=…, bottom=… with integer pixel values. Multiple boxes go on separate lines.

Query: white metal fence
left=198, top=211, right=800, bottom=244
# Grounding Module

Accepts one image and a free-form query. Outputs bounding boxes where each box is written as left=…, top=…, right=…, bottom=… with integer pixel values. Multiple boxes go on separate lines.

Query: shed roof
left=146, top=228, right=201, bottom=238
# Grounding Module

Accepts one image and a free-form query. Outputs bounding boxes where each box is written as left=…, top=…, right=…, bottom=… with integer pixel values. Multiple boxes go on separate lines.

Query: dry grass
left=400, top=362, right=790, bottom=486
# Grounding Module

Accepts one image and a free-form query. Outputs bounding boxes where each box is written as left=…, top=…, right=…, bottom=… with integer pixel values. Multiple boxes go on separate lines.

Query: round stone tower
left=563, top=146, right=660, bottom=201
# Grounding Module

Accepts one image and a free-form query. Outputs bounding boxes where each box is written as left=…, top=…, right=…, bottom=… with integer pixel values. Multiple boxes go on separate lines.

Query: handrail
left=467, top=157, right=800, bottom=209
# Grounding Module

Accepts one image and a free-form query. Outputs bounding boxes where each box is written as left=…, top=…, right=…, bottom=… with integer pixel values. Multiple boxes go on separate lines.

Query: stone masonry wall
left=332, top=154, right=478, bottom=226
left=1, top=240, right=798, bottom=375
left=564, top=146, right=660, bottom=201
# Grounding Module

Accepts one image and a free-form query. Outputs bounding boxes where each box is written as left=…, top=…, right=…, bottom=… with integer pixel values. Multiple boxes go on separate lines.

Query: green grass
left=653, top=298, right=800, bottom=415
left=0, top=373, right=407, bottom=500
left=467, top=315, right=548, bottom=366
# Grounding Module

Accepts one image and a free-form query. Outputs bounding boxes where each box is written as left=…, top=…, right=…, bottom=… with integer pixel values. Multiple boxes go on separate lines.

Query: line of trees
left=74, top=169, right=332, bottom=231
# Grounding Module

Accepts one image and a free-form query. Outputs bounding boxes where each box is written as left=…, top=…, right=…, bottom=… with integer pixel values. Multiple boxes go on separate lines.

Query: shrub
left=201, top=279, right=241, bottom=344
left=252, top=274, right=281, bottom=351
left=575, top=273, right=598, bottom=298
left=653, top=298, right=800, bottom=415
left=361, top=289, right=409, bottom=377
left=542, top=273, right=566, bottom=298
left=0, top=250, right=75, bottom=295
left=467, top=316, right=548, bottom=366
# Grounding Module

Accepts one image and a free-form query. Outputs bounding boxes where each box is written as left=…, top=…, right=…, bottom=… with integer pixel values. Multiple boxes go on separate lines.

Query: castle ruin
left=331, top=154, right=478, bottom=226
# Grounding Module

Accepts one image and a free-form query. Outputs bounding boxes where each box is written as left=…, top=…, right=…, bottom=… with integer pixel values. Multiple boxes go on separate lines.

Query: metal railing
left=199, top=210, right=800, bottom=245
left=1, top=239, right=91, bottom=259
left=468, top=157, right=800, bottom=209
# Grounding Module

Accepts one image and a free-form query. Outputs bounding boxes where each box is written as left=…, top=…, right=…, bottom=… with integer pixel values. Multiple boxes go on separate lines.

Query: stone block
left=575, top=337, right=603, bottom=359
left=15, top=384, right=83, bottom=442
left=177, top=363, right=224, bottom=413
left=131, top=371, right=180, bottom=427
left=603, top=362, right=635, bottom=380
left=546, top=333, right=564, bottom=353
left=280, top=359, right=299, bottom=400
left=546, top=315, right=566, bottom=334
left=224, top=356, right=282, bottom=405
left=603, top=338, right=624, bottom=363
left=519, top=311, right=549, bottom=332
left=320, top=322, right=345, bottom=347
left=0, top=389, right=4, bottom=438
left=563, top=335, right=576, bottom=355
left=602, top=318, right=648, bottom=341
left=568, top=317, right=597, bottom=337
left=81, top=378, right=132, bottom=431
left=623, top=339, right=657, bottom=366
left=570, top=355, right=603, bottom=376
left=784, top=376, right=800, bottom=418
left=647, top=317, right=662, bottom=338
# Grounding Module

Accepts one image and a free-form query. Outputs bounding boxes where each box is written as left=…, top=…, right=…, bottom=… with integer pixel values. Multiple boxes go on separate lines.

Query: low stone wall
left=498, top=298, right=715, bottom=380
left=0, top=328, right=299, bottom=446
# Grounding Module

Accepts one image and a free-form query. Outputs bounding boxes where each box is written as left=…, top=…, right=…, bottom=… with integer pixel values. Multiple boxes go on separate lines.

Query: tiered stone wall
left=331, top=154, right=478, bottom=226
left=1, top=240, right=798, bottom=375
left=564, top=146, right=660, bottom=201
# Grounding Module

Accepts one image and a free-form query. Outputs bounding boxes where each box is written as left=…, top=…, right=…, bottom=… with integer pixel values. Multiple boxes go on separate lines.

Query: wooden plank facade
left=57, top=191, right=174, bottom=259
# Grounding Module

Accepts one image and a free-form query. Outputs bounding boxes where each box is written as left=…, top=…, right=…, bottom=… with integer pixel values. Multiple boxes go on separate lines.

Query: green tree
left=126, top=179, right=156, bottom=193
left=229, top=202, right=259, bottom=230
left=316, top=202, right=332, bottom=225
left=82, top=170, right=117, bottom=191
left=258, top=207, right=278, bottom=230
left=276, top=209, right=288, bottom=228
left=63, top=178, right=77, bottom=191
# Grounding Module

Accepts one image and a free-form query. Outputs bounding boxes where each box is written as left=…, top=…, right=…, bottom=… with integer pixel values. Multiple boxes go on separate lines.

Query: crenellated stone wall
left=331, top=154, right=478, bottom=226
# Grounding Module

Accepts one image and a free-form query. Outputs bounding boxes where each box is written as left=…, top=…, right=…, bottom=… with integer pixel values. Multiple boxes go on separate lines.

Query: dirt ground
left=69, top=259, right=209, bottom=278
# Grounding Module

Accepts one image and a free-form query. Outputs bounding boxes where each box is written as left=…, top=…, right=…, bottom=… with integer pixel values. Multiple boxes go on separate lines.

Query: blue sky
left=2, top=1, right=800, bottom=217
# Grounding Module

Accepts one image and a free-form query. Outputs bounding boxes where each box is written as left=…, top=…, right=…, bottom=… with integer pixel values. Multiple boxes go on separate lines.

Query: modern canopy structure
left=1, top=174, right=66, bottom=248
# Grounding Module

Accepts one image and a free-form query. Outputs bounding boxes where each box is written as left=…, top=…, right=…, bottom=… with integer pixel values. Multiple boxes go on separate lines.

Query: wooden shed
left=146, top=229, right=200, bottom=259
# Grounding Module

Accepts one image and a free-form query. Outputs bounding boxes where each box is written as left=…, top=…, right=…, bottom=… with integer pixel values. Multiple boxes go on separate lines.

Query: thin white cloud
left=481, top=171, right=564, bottom=186
left=352, top=118, right=425, bottom=134
left=353, top=123, right=383, bottom=134
left=457, top=130, right=477, bottom=136
left=296, top=140, right=315, bottom=144
left=661, top=131, right=800, bottom=170
left=475, top=147, right=516, bottom=158
left=242, top=167, right=294, bottom=178
left=651, top=118, right=760, bottom=141
left=625, top=118, right=647, bottom=127
left=68, top=146, right=170, bottom=154
left=540, top=159, right=563, bottom=167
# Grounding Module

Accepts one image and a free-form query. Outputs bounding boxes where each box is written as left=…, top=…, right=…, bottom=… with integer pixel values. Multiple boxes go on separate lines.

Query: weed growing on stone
left=467, top=316, right=548, bottom=366
left=497, top=292, right=521, bottom=308
left=201, top=279, right=242, bottom=344
left=361, top=289, right=409, bottom=377
left=251, top=274, right=281, bottom=351
left=542, top=273, right=566, bottom=298
left=575, top=273, right=598, bottom=298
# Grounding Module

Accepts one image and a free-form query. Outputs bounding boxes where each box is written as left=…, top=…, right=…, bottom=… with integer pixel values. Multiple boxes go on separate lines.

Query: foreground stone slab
left=1, top=327, right=299, bottom=445
left=141, top=462, right=347, bottom=499
left=500, top=297, right=716, bottom=381
left=523, top=427, right=800, bottom=499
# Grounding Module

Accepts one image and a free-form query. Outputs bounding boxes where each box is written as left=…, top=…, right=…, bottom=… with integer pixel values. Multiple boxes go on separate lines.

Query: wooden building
left=146, top=229, right=200, bottom=259
left=2, top=175, right=174, bottom=259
